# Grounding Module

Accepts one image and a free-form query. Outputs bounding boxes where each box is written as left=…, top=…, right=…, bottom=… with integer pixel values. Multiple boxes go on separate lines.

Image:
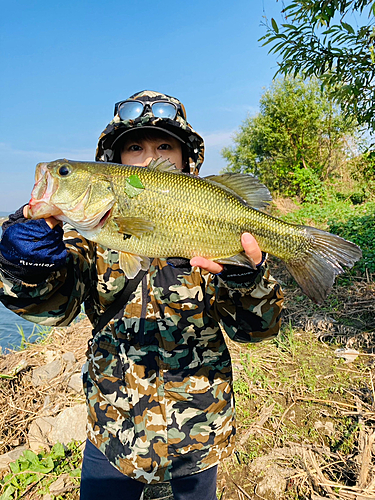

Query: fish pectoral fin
left=204, top=173, right=272, bottom=210
left=147, top=158, right=182, bottom=173
left=119, top=252, right=150, bottom=279
left=113, top=216, right=155, bottom=237
left=215, top=252, right=256, bottom=270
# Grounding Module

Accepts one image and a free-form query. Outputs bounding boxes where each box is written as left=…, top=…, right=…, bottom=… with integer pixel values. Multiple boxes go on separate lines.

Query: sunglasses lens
left=152, top=102, right=177, bottom=119
left=118, top=101, right=144, bottom=121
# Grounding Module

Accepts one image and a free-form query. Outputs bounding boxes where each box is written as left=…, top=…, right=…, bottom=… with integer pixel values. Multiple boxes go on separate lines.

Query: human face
left=120, top=135, right=183, bottom=170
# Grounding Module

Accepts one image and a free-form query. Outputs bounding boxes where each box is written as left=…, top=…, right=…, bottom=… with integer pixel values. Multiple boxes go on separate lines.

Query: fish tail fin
left=286, top=227, right=362, bottom=303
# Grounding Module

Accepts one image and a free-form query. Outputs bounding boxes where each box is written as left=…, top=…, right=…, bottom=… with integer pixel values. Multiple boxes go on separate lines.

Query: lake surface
left=0, top=211, right=49, bottom=352
left=0, top=302, right=37, bottom=352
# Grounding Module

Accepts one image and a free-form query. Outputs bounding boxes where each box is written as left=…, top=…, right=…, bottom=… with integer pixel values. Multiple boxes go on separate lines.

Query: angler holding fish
left=0, top=90, right=359, bottom=500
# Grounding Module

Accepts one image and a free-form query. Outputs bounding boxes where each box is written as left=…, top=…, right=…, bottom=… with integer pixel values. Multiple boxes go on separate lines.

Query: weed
left=14, top=323, right=52, bottom=351
left=0, top=441, right=82, bottom=500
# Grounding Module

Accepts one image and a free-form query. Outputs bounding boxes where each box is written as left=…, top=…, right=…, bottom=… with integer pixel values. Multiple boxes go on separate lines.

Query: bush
left=329, top=210, right=375, bottom=274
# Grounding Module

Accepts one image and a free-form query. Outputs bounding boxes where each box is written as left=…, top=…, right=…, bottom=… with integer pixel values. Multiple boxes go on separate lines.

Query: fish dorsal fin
left=112, top=216, right=155, bottom=237
left=204, top=173, right=272, bottom=210
left=119, top=252, right=150, bottom=278
left=147, top=158, right=182, bottom=173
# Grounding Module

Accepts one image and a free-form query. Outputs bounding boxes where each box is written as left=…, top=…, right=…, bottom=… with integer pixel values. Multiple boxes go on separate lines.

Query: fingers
left=241, top=233, right=262, bottom=266
left=190, top=257, right=224, bottom=274
left=190, top=233, right=262, bottom=274
left=23, top=206, right=61, bottom=229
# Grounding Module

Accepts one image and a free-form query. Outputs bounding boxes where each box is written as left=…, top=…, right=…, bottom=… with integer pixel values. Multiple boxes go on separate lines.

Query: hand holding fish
left=22, top=206, right=60, bottom=229
left=190, top=233, right=262, bottom=274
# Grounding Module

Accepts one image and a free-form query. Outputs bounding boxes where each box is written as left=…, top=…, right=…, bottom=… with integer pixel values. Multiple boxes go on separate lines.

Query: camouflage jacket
left=0, top=226, right=283, bottom=483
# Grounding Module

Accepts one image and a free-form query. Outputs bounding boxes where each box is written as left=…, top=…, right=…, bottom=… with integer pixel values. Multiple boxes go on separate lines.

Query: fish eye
left=58, top=164, right=71, bottom=177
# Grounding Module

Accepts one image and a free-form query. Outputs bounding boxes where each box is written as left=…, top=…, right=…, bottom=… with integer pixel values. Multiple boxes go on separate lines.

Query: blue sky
left=0, top=0, right=284, bottom=212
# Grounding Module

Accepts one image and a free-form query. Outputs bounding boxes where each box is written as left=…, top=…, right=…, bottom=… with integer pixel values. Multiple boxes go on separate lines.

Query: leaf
left=0, top=485, right=17, bottom=500
left=51, top=442, right=65, bottom=459
left=271, top=18, right=279, bottom=34
left=124, top=175, right=145, bottom=198
left=342, top=22, right=355, bottom=34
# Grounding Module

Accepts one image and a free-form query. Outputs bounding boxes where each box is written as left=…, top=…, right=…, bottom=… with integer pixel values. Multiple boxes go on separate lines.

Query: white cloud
left=203, top=130, right=235, bottom=148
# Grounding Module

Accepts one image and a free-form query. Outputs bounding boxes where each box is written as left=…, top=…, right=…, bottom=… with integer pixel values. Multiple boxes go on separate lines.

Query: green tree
left=221, top=77, right=358, bottom=201
left=261, top=0, right=375, bottom=130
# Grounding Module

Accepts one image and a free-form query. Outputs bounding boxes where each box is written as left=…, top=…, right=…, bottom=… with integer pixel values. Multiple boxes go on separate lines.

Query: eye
left=58, top=164, right=71, bottom=177
left=158, top=143, right=172, bottom=150
left=129, top=144, right=142, bottom=151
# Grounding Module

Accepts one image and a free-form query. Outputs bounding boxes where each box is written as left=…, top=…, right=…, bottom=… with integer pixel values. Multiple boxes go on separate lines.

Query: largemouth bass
left=26, top=158, right=362, bottom=303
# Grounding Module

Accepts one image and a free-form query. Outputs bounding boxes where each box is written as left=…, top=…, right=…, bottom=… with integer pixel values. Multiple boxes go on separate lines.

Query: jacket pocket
left=84, top=336, right=131, bottom=426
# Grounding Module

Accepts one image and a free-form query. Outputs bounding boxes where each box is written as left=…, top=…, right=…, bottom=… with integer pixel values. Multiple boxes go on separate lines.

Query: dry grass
left=0, top=319, right=91, bottom=455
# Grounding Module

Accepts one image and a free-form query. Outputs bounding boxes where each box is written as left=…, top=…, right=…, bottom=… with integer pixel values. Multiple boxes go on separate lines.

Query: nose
left=137, top=156, right=154, bottom=167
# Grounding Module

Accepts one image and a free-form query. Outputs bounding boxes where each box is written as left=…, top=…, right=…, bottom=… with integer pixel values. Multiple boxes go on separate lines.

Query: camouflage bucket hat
left=95, top=90, right=205, bottom=175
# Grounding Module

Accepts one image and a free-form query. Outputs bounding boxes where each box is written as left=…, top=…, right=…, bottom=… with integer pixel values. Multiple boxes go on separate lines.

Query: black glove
left=218, top=252, right=267, bottom=285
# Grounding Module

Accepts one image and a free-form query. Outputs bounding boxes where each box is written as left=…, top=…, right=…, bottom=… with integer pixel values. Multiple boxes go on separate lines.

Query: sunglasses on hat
left=114, top=99, right=186, bottom=122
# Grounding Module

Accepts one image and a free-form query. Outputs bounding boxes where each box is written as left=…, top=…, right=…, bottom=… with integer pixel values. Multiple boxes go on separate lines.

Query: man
left=0, top=90, right=283, bottom=499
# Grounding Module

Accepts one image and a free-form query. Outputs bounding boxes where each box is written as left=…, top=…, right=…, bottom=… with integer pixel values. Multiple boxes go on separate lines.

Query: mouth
left=97, top=208, right=112, bottom=228
left=27, top=164, right=62, bottom=218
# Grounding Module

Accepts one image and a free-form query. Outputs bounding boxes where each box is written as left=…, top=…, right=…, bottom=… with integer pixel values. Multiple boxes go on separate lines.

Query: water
left=0, top=302, right=38, bottom=352
left=0, top=211, right=49, bottom=352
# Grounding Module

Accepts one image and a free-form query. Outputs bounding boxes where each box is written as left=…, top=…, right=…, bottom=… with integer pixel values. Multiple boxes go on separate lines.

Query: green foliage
left=0, top=441, right=82, bottom=500
left=329, top=208, right=375, bottom=273
left=261, top=1, right=375, bottom=130
left=221, top=76, right=358, bottom=200
left=13, top=323, right=51, bottom=351
left=279, top=197, right=375, bottom=274
left=349, top=149, right=375, bottom=200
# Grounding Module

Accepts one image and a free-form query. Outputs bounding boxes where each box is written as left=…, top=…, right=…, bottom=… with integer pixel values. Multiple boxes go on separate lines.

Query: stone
left=255, top=464, right=287, bottom=500
left=32, top=359, right=62, bottom=387
left=44, top=350, right=58, bottom=364
left=49, top=473, right=74, bottom=495
left=28, top=416, right=55, bottom=452
left=28, top=405, right=87, bottom=451
left=62, top=351, right=76, bottom=364
left=0, top=446, right=28, bottom=470
left=67, top=373, right=83, bottom=393
left=50, top=404, right=87, bottom=445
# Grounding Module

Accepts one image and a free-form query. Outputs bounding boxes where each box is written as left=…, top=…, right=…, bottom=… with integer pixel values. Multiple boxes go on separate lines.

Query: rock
left=62, top=352, right=76, bottom=364
left=28, top=405, right=87, bottom=451
left=32, top=359, right=62, bottom=387
left=49, top=473, right=74, bottom=495
left=28, top=416, right=55, bottom=452
left=42, top=494, right=52, bottom=500
left=68, top=373, right=83, bottom=393
left=255, top=464, right=287, bottom=500
left=50, top=405, right=87, bottom=445
left=335, top=348, right=360, bottom=363
left=44, top=350, right=58, bottom=364
left=0, top=446, right=28, bottom=470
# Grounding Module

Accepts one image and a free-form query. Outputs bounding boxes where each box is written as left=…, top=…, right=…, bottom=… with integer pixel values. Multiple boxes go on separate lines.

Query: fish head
left=27, top=159, right=116, bottom=232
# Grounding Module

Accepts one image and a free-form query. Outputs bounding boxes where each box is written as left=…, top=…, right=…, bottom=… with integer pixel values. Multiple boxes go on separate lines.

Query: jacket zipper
left=139, top=273, right=148, bottom=343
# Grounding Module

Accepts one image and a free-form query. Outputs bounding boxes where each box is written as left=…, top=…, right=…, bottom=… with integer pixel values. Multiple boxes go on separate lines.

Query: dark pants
left=80, top=439, right=218, bottom=500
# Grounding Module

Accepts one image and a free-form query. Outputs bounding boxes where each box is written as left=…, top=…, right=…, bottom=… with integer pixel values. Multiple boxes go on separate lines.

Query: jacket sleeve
left=0, top=225, right=97, bottom=327
left=207, top=263, right=284, bottom=343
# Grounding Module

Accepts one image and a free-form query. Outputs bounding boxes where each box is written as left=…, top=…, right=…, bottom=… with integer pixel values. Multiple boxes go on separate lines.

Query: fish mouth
left=28, top=163, right=62, bottom=219
left=97, top=208, right=112, bottom=229
left=69, top=201, right=115, bottom=234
